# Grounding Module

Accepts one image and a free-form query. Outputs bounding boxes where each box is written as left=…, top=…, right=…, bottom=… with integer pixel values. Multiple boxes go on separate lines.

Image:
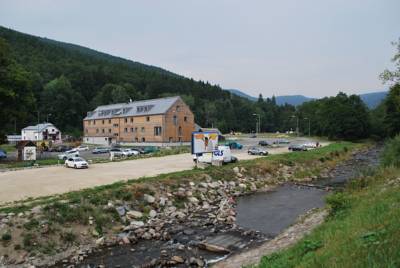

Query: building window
left=124, top=128, right=128, bottom=133
left=113, top=123, right=119, bottom=127
left=85, top=129, right=88, bottom=134
left=146, top=116, right=150, bottom=122
left=184, top=116, right=187, bottom=122
left=93, top=120, right=96, bottom=125
left=96, top=129, right=99, bottom=133
left=108, top=129, right=112, bottom=133
left=135, top=137, right=138, bottom=142
left=142, top=137, right=145, bottom=142
left=109, top=119, right=111, bottom=124
left=124, top=118, right=128, bottom=123
left=130, top=128, right=134, bottom=132
left=173, top=115, right=177, bottom=125
left=141, top=127, right=145, bottom=133
left=114, top=133, right=119, bottom=137
left=154, top=126, right=162, bottom=136
left=102, top=129, right=105, bottom=133
left=102, top=120, right=105, bottom=124
left=176, top=105, right=180, bottom=112
left=135, top=127, right=138, bottom=132
left=178, top=126, right=182, bottom=136
left=130, top=118, right=133, bottom=123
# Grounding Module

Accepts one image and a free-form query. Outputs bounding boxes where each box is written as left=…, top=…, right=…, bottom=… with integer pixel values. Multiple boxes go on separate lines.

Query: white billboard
left=191, top=131, right=219, bottom=154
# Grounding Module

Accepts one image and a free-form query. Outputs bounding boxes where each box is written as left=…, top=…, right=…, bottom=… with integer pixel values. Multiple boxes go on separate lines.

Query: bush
left=326, top=192, right=351, bottom=217
left=1, top=233, right=11, bottom=241
left=381, top=135, right=400, bottom=167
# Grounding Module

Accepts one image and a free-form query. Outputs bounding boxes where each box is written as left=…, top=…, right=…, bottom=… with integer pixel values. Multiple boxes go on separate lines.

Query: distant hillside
left=359, top=91, right=388, bottom=108
left=275, top=95, right=314, bottom=106
left=228, top=89, right=387, bottom=108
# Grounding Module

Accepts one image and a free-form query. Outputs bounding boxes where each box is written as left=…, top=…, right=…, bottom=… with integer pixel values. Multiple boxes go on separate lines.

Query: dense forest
left=0, top=26, right=399, bottom=141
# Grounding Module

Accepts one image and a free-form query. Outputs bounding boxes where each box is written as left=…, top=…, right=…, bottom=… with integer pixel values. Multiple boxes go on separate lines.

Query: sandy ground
left=0, top=146, right=292, bottom=205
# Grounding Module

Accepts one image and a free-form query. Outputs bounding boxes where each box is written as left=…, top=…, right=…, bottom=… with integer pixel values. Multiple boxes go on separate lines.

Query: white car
left=74, top=145, right=90, bottom=151
left=58, top=149, right=79, bottom=160
left=123, top=148, right=140, bottom=156
left=65, top=157, right=89, bottom=169
left=304, top=142, right=317, bottom=149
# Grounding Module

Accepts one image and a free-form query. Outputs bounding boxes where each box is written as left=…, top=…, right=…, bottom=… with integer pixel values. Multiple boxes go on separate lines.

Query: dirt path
left=213, top=210, right=328, bottom=268
left=0, top=147, right=293, bottom=205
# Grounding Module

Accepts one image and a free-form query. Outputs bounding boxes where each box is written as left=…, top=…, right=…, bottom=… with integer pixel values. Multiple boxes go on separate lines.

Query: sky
left=0, top=0, right=399, bottom=98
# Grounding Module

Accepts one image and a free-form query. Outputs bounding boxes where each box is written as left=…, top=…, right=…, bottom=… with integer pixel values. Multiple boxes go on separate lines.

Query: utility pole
left=253, top=113, right=261, bottom=134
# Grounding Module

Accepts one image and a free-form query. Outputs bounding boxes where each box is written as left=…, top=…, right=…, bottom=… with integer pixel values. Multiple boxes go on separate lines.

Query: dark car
left=92, top=147, right=110, bottom=154
left=225, top=141, right=243, bottom=149
left=258, top=140, right=272, bottom=147
left=273, top=139, right=290, bottom=144
left=50, top=145, right=72, bottom=152
left=288, top=144, right=307, bottom=151
left=0, top=149, right=7, bottom=159
left=248, top=147, right=268, bottom=156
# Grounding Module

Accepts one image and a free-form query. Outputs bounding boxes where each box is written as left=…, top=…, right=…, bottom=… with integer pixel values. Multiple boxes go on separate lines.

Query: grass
left=0, top=144, right=16, bottom=153
left=254, top=166, right=400, bottom=268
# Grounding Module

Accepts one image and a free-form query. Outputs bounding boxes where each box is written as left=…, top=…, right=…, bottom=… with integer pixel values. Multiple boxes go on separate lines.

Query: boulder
left=149, top=210, right=157, bottom=218
left=126, top=210, right=143, bottom=219
left=233, top=166, right=240, bottom=174
left=171, top=255, right=184, bottom=263
left=144, top=194, right=156, bottom=203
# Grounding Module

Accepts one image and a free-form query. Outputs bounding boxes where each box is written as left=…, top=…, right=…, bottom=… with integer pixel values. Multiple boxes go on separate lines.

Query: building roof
left=84, top=96, right=181, bottom=120
left=22, top=123, right=57, bottom=132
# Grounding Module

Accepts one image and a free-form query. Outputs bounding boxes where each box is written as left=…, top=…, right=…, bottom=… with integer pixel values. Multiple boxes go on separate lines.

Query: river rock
left=159, top=197, right=167, bottom=206
left=126, top=210, right=143, bottom=219
left=171, top=255, right=184, bottom=263
left=149, top=210, right=157, bottom=218
left=130, top=220, right=145, bottom=227
left=188, top=197, right=199, bottom=204
left=95, top=237, right=105, bottom=246
left=199, top=182, right=208, bottom=188
left=238, top=183, right=247, bottom=189
left=116, top=206, right=126, bottom=216
left=233, top=166, right=240, bottom=174
left=144, top=194, right=155, bottom=203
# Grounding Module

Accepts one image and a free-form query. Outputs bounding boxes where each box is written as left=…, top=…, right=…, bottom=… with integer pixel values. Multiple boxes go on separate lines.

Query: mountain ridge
left=227, top=89, right=387, bottom=108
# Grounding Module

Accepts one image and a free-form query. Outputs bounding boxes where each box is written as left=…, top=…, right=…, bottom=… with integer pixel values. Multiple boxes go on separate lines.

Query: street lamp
left=252, top=113, right=261, bottom=134
left=304, top=117, right=311, bottom=137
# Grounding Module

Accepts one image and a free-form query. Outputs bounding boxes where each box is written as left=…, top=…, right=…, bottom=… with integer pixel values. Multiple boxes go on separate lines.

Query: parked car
left=92, top=147, right=110, bottom=154
left=65, top=157, right=89, bottom=169
left=303, top=142, right=317, bottom=149
left=250, top=133, right=257, bottom=138
left=74, top=145, right=90, bottom=151
left=58, top=149, right=80, bottom=160
left=142, top=146, right=159, bottom=154
left=122, top=148, right=140, bottom=157
left=0, top=149, right=7, bottom=159
left=273, top=138, right=290, bottom=144
left=248, top=147, right=268, bottom=156
left=49, top=145, right=72, bottom=152
left=288, top=144, right=307, bottom=151
left=110, top=148, right=129, bottom=157
left=258, top=140, right=272, bottom=147
left=225, top=141, right=243, bottom=149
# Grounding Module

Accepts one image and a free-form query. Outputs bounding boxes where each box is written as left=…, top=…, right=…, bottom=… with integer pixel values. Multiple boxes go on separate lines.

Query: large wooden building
left=83, top=96, right=195, bottom=145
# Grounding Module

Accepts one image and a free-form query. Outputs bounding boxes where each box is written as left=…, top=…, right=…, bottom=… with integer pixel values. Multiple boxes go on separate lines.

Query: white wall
left=84, top=136, right=112, bottom=146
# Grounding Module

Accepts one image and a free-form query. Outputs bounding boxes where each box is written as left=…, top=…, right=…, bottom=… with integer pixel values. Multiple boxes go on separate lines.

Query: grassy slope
left=256, top=166, right=400, bottom=268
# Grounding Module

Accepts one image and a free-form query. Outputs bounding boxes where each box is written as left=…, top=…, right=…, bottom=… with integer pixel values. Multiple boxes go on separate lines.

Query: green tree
left=384, top=84, right=400, bottom=136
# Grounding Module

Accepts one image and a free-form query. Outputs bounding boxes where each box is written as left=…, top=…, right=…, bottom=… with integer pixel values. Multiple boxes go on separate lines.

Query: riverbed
left=56, top=146, right=381, bottom=268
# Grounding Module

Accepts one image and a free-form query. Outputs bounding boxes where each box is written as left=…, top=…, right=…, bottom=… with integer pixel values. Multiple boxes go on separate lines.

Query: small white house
left=21, top=123, right=62, bottom=143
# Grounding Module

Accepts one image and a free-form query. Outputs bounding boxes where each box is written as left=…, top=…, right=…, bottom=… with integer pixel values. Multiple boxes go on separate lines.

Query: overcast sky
left=0, top=0, right=399, bottom=97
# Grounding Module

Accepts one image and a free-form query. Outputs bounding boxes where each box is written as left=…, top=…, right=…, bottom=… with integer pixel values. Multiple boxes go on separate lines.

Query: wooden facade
left=83, top=97, right=194, bottom=144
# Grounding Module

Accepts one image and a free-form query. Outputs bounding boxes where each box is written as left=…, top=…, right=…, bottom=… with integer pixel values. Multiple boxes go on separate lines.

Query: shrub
left=381, top=135, right=400, bottom=167
left=1, top=233, right=11, bottom=241
left=326, top=192, right=351, bottom=217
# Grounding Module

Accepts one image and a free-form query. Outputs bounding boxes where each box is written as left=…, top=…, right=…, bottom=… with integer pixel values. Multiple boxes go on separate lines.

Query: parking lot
left=0, top=137, right=325, bottom=204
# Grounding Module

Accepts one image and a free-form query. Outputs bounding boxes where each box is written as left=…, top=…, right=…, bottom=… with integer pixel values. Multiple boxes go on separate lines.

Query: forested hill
left=0, top=26, right=299, bottom=138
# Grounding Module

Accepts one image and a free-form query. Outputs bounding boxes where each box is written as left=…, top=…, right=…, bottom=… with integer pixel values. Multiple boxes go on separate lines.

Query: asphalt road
left=0, top=146, right=293, bottom=204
